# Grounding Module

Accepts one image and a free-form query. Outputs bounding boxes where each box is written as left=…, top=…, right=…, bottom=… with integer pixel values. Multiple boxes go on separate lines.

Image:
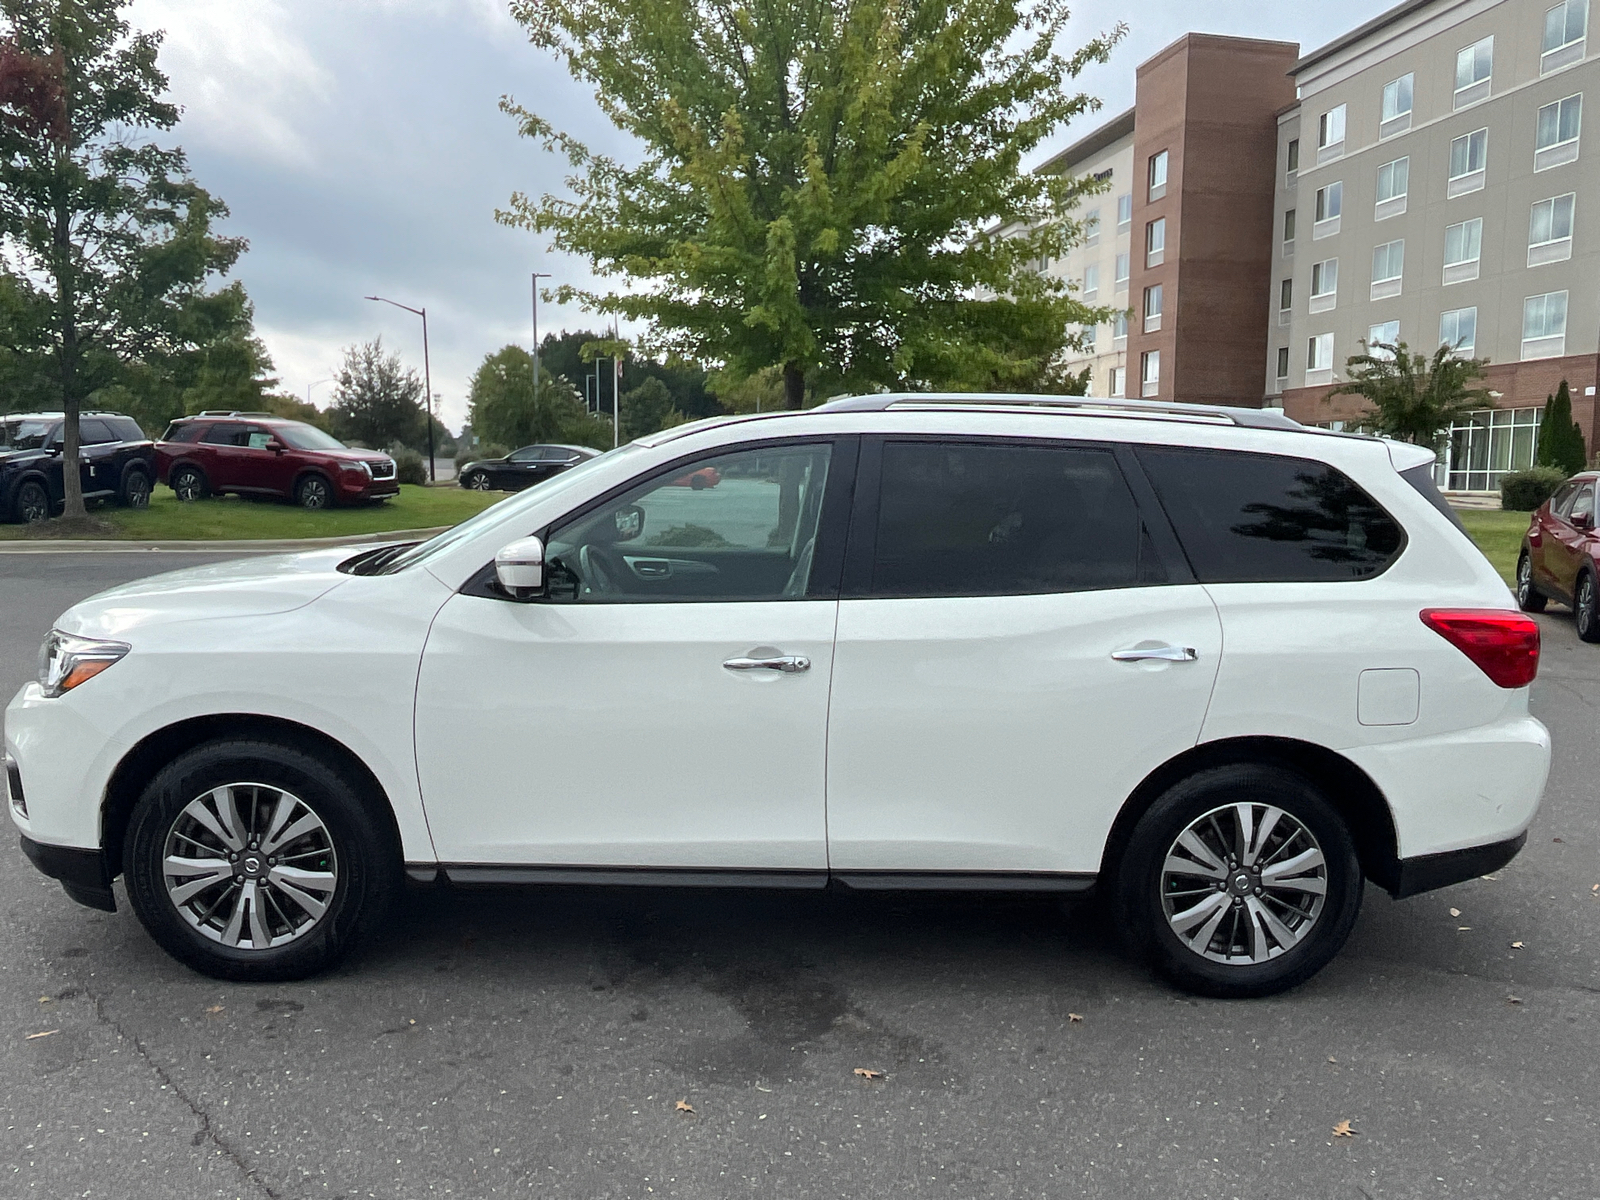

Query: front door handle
left=1111, top=644, right=1198, bottom=663
left=723, top=654, right=811, bottom=674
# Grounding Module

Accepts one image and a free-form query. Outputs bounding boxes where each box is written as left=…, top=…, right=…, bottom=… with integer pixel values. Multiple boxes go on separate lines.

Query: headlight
left=37, top=630, right=130, bottom=698
left=342, top=461, right=370, bottom=475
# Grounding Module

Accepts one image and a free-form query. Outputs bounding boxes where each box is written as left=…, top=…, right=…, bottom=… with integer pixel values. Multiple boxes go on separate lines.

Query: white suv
left=4, top=396, right=1550, bottom=997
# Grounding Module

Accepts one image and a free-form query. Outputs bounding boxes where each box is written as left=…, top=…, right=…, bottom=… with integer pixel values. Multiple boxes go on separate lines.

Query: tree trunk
left=55, top=195, right=85, bottom=521
left=782, top=362, right=806, bottom=410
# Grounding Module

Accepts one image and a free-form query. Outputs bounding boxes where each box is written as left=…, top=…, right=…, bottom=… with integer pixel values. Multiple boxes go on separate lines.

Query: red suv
left=155, top=412, right=399, bottom=509
left=1519, top=471, right=1600, bottom=639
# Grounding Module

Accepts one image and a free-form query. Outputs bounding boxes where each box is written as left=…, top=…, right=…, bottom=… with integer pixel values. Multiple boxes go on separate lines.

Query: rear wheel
left=1515, top=552, right=1547, bottom=612
left=171, top=464, right=209, bottom=502
left=1116, top=763, right=1362, bottom=998
left=1577, top=571, right=1600, bottom=642
left=295, top=474, right=331, bottom=510
left=13, top=479, right=50, bottom=523
left=120, top=467, right=151, bottom=510
left=123, top=740, right=399, bottom=981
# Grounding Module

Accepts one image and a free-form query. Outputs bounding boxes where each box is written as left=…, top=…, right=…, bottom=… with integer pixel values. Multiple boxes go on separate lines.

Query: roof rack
left=193, top=410, right=277, bottom=418
left=817, top=392, right=1304, bottom=431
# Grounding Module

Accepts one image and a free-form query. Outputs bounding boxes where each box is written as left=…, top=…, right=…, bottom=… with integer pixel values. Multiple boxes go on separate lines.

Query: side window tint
left=869, top=441, right=1154, bottom=597
left=78, top=419, right=115, bottom=444
left=244, top=426, right=274, bottom=449
left=1136, top=446, right=1404, bottom=582
left=1569, top=484, right=1595, bottom=524
left=1552, top=481, right=1581, bottom=516
left=508, top=447, right=540, bottom=462
left=202, top=423, right=244, bottom=446
left=546, top=442, right=833, bottom=601
left=112, top=417, right=145, bottom=442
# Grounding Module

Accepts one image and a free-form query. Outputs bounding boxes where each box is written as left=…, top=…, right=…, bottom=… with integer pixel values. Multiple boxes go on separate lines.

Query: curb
left=0, top=526, right=450, bottom=555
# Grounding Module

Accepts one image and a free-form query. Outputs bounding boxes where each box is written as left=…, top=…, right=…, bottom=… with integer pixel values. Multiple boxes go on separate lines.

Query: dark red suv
left=1519, top=471, right=1600, bottom=639
left=155, top=412, right=399, bottom=509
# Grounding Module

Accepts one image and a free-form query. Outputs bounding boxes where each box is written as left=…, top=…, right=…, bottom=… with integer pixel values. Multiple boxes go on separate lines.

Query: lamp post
left=306, top=378, right=334, bottom=409
left=365, top=295, right=435, bottom=482
left=531, top=274, right=551, bottom=425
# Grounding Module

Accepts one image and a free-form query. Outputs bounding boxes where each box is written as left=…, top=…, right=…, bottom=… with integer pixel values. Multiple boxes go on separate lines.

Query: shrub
left=392, top=447, right=428, bottom=486
left=1500, top=466, right=1568, bottom=511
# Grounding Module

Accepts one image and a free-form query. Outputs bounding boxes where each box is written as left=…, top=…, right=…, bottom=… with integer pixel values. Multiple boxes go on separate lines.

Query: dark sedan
left=458, top=444, right=600, bottom=492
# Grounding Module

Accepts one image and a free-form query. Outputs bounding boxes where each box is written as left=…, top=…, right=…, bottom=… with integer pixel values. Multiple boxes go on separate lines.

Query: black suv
left=0, top=411, right=156, bottom=523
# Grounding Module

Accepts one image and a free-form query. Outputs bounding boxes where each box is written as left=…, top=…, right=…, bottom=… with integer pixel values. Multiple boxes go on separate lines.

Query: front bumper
left=19, top=834, right=115, bottom=912
left=340, top=474, right=400, bottom=501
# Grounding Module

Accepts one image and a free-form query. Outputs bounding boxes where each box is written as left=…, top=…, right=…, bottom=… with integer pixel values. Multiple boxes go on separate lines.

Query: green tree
left=619, top=375, right=686, bottom=441
left=1329, top=340, right=1492, bottom=449
left=0, top=0, right=248, bottom=517
left=1535, top=379, right=1587, bottom=475
left=502, top=0, right=1121, bottom=408
left=466, top=344, right=611, bottom=450
left=327, top=338, right=426, bottom=450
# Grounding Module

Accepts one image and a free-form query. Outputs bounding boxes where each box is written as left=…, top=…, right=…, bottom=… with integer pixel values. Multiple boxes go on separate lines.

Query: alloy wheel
left=1160, top=801, right=1328, bottom=965
left=1580, top=577, right=1594, bottom=636
left=173, top=469, right=202, bottom=502
left=1518, top=556, right=1532, bottom=602
left=162, top=783, right=338, bottom=950
left=470, top=473, right=491, bottom=491
left=299, top=478, right=329, bottom=509
left=126, top=472, right=151, bottom=509
left=17, top=482, right=49, bottom=523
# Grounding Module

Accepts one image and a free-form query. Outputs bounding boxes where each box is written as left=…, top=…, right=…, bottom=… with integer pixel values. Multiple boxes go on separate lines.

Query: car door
left=1544, top=480, right=1594, bottom=600
left=500, top=447, right=543, bottom=489
left=823, top=437, right=1222, bottom=881
left=414, top=437, right=854, bottom=871
left=76, top=419, right=121, bottom=497
left=1529, top=480, right=1580, bottom=594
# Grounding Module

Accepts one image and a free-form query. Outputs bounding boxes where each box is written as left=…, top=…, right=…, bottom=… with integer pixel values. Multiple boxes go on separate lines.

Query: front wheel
left=467, top=471, right=492, bottom=491
left=295, top=474, right=331, bottom=510
left=1577, top=572, right=1600, bottom=642
left=13, top=479, right=50, bottom=523
left=1116, top=764, right=1362, bottom=998
left=123, top=740, right=399, bottom=981
left=1516, top=552, right=1547, bottom=612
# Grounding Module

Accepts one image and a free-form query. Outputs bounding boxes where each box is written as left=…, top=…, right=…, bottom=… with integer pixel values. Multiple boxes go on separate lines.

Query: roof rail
left=192, top=410, right=275, bottom=418
left=817, top=392, right=1304, bottom=431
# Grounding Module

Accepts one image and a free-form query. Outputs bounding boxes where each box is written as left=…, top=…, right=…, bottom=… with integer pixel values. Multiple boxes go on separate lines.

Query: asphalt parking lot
left=1, top=551, right=1597, bottom=1199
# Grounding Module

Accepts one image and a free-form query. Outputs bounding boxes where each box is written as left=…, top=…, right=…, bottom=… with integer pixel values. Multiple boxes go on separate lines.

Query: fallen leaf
left=1327, top=1056, right=1337, bottom=1063
left=853, top=1068, right=884, bottom=1080
left=1449, top=908, right=1461, bottom=917
left=1067, top=1013, right=1084, bottom=1023
left=1480, top=873, right=1500, bottom=881
left=1332, top=1119, right=1357, bottom=1138
left=36, top=997, right=49, bottom=1004
left=1592, top=884, right=1598, bottom=893
left=1507, top=995, right=1524, bottom=1005
left=1553, top=837, right=1564, bottom=843
left=205, top=1005, right=224, bottom=1015
left=25, top=1030, right=57, bottom=1040
left=1511, top=941, right=1525, bottom=949
left=674, top=1099, right=694, bottom=1114
left=1458, top=926, right=1473, bottom=931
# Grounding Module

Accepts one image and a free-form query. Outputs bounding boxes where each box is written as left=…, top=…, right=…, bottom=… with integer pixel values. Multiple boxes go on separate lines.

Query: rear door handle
left=1111, top=644, right=1198, bottom=663
left=723, top=655, right=811, bottom=673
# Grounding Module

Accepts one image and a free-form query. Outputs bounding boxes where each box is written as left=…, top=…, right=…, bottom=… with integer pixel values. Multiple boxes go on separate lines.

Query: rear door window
left=202, top=423, right=246, bottom=446
left=1135, top=445, right=1404, bottom=582
left=864, top=440, right=1162, bottom=597
left=78, top=419, right=116, bottom=445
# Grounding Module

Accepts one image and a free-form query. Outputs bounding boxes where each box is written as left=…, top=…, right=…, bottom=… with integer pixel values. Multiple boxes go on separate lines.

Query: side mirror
left=265, top=439, right=285, bottom=454
left=1575, top=511, right=1594, bottom=532
left=613, top=504, right=644, bottom=542
left=495, top=536, right=545, bottom=600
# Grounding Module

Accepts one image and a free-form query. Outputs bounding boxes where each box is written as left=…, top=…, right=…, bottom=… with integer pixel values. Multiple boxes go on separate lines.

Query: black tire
left=1577, top=571, right=1600, bottom=642
left=1516, top=552, right=1547, bottom=612
left=1115, top=763, right=1363, bottom=999
left=295, top=474, right=332, bottom=510
left=123, top=739, right=400, bottom=982
left=467, top=471, right=492, bottom=491
left=13, top=479, right=51, bottom=523
left=120, top=467, right=152, bottom=510
left=170, top=464, right=209, bottom=502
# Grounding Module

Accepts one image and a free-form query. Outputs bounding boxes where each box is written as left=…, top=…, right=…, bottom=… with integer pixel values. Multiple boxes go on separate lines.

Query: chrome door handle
left=723, top=654, right=811, bottom=673
left=1111, top=645, right=1198, bottom=663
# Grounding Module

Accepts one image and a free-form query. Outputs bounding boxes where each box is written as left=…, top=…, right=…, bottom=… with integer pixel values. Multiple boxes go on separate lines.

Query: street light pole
left=365, top=294, right=436, bottom=483
left=306, top=378, right=334, bottom=409
left=531, top=273, right=551, bottom=415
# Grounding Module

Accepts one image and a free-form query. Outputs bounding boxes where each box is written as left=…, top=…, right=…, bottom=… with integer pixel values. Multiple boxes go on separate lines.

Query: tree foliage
left=466, top=344, right=612, bottom=451
left=539, top=328, right=720, bottom=419
left=1535, top=379, right=1587, bottom=476
left=327, top=338, right=427, bottom=450
left=0, top=0, right=248, bottom=516
left=618, top=374, right=687, bottom=441
left=1329, top=340, right=1492, bottom=449
left=502, top=0, right=1122, bottom=407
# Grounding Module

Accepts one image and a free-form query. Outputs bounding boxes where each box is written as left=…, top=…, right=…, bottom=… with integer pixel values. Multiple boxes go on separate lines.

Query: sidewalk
left=0, top=526, right=448, bottom=554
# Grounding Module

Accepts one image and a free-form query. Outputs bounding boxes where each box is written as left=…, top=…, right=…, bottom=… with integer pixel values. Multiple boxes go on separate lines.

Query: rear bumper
left=1391, top=831, right=1525, bottom=898
left=19, top=834, right=115, bottom=912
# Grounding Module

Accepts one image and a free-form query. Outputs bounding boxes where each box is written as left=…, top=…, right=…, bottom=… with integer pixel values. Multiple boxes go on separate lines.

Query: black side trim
left=1390, top=832, right=1525, bottom=899
left=19, top=835, right=116, bottom=912
left=833, top=870, right=1096, bottom=893
left=436, top=864, right=829, bottom=889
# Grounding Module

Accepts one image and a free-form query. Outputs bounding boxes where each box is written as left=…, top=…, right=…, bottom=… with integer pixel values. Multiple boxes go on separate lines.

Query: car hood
left=320, top=449, right=392, bottom=462
left=56, top=547, right=357, bottom=639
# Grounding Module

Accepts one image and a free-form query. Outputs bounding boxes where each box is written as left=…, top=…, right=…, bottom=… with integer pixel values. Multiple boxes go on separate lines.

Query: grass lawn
left=0, top=484, right=505, bottom=541
left=1456, top=508, right=1528, bottom=585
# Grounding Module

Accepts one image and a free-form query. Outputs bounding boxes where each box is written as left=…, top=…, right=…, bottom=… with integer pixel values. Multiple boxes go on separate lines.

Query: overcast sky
left=125, top=0, right=1400, bottom=430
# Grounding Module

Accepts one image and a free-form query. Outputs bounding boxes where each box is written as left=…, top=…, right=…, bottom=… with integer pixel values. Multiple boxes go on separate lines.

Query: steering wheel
left=578, top=544, right=618, bottom=597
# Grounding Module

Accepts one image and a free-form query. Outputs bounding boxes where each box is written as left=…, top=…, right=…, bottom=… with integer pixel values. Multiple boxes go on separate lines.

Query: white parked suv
left=4, top=396, right=1549, bottom=996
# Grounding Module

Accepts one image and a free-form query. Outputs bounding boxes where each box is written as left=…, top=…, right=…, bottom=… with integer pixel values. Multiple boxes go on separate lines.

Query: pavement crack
left=77, top=982, right=282, bottom=1200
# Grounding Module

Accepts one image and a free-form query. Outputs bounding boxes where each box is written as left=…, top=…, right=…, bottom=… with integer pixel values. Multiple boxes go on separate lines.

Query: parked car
left=1517, top=471, right=1600, bottom=636
left=669, top=464, right=721, bottom=489
left=7, top=394, right=1548, bottom=997
left=458, top=444, right=599, bottom=492
left=154, top=412, right=398, bottom=509
left=0, top=410, right=155, bottom=523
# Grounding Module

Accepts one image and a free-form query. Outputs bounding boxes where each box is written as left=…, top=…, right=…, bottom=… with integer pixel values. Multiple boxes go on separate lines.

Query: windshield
left=380, top=444, right=639, bottom=574
left=0, top=418, right=55, bottom=451
left=275, top=423, right=349, bottom=451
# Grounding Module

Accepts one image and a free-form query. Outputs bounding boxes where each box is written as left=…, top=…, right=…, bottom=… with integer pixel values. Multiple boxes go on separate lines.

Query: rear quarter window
left=161, top=423, right=207, bottom=443
left=108, top=417, right=146, bottom=443
left=1135, top=445, right=1404, bottom=583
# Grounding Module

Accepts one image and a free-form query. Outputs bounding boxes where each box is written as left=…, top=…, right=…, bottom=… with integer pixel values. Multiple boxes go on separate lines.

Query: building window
left=1367, top=320, right=1400, bottom=358
left=1283, top=208, right=1297, bottom=251
left=1143, top=284, right=1163, bottom=333
left=1276, top=345, right=1290, bottom=382
left=1536, top=94, right=1582, bottom=169
left=1109, top=365, right=1125, bottom=397
left=1529, top=193, right=1577, bottom=265
left=1375, top=157, right=1409, bottom=220
left=1286, top=138, right=1299, bottom=177
left=1140, top=349, right=1160, bottom=397
left=1448, top=128, right=1488, bottom=196
left=1280, top=278, right=1293, bottom=310
left=1114, top=252, right=1130, bottom=291
left=1084, top=208, right=1101, bottom=247
left=1306, top=332, right=1335, bottom=384
left=1317, top=103, right=1346, bottom=164
left=1438, top=408, right=1544, bottom=492
left=1310, top=258, right=1338, bottom=313
left=1523, top=290, right=1569, bottom=359
left=1443, top=217, right=1483, bottom=284
left=1455, top=36, right=1493, bottom=108
left=1146, top=217, right=1166, bottom=268
left=1116, top=192, right=1132, bottom=230
left=1112, top=311, right=1128, bottom=341
left=1148, top=150, right=1168, bottom=200
left=1543, top=0, right=1588, bottom=73
left=1440, top=306, right=1477, bottom=354
left=1080, top=323, right=1097, bottom=351
left=1313, top=182, right=1342, bottom=238
left=1082, top=264, right=1100, bottom=298
left=1371, top=239, right=1404, bottom=299
left=1381, top=73, right=1414, bottom=138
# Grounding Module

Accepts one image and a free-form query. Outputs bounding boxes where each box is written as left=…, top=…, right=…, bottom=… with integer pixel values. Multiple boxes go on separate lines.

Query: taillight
left=1420, top=609, right=1541, bottom=689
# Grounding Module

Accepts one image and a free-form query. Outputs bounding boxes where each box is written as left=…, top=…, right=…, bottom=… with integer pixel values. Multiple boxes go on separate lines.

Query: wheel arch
left=101, top=713, right=402, bottom=879
left=1098, top=736, right=1401, bottom=895
left=5, top=469, right=55, bottom=518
